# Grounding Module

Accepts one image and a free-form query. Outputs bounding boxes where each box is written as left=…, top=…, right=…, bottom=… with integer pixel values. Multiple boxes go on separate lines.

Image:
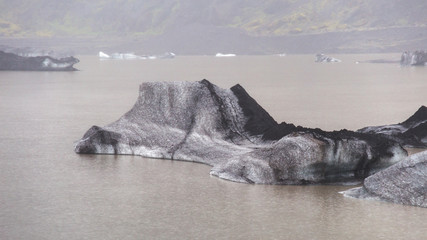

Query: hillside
left=0, top=0, right=426, bottom=54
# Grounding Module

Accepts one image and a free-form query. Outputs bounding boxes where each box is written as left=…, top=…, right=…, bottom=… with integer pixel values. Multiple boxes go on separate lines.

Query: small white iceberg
left=99, top=51, right=176, bottom=60
left=99, top=51, right=110, bottom=58
left=215, top=53, right=236, bottom=57
left=315, top=53, right=341, bottom=63
left=99, top=51, right=143, bottom=60
left=157, top=52, right=176, bottom=59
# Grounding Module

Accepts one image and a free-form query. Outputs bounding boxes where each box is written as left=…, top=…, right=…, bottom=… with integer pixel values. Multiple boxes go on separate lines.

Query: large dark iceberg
left=358, top=106, right=427, bottom=148
left=342, top=151, right=427, bottom=208
left=75, top=80, right=408, bottom=184
left=0, top=50, right=79, bottom=71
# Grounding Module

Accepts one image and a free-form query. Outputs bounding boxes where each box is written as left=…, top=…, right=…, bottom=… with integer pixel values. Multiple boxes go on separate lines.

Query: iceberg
left=400, top=50, right=427, bottom=66
left=315, top=54, right=341, bottom=63
left=0, top=50, right=79, bottom=71
left=98, top=51, right=110, bottom=58
left=215, top=53, right=236, bottom=57
left=74, top=80, right=409, bottom=185
left=99, top=51, right=176, bottom=60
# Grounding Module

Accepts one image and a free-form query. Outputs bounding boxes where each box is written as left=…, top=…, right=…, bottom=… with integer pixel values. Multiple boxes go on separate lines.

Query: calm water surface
left=1, top=54, right=426, bottom=239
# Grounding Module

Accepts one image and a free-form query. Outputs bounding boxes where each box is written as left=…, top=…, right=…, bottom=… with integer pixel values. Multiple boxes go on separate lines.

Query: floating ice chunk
left=99, top=51, right=110, bottom=58
left=215, top=53, right=236, bottom=57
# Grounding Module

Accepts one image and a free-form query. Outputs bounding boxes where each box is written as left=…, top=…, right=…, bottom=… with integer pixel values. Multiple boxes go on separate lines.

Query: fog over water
left=0, top=55, right=426, bottom=239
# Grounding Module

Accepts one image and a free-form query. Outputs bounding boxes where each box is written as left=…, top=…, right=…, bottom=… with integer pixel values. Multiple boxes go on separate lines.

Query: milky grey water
left=1, top=54, right=426, bottom=240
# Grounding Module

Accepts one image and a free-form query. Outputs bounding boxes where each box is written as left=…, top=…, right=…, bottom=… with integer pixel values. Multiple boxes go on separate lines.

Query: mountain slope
left=1, top=0, right=426, bottom=54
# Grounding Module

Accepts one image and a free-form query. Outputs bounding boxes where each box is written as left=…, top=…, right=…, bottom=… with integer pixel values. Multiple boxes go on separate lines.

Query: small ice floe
left=315, top=53, right=341, bottom=63
left=215, top=53, right=236, bottom=57
left=99, top=51, right=144, bottom=60
left=110, top=52, right=141, bottom=60
left=157, top=52, right=176, bottom=59
left=99, top=51, right=176, bottom=60
left=99, top=51, right=110, bottom=59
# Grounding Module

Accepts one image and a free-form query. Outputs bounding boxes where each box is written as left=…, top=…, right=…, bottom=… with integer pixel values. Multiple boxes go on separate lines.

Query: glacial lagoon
left=1, top=54, right=426, bottom=239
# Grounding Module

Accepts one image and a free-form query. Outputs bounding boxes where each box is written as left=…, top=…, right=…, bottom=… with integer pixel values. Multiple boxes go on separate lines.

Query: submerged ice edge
left=341, top=151, right=427, bottom=208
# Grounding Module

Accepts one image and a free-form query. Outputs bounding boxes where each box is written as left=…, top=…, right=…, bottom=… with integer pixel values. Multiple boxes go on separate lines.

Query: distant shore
left=1, top=26, right=426, bottom=55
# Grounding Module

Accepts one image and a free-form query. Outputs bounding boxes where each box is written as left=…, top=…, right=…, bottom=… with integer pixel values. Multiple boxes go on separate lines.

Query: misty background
left=0, top=0, right=426, bottom=55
